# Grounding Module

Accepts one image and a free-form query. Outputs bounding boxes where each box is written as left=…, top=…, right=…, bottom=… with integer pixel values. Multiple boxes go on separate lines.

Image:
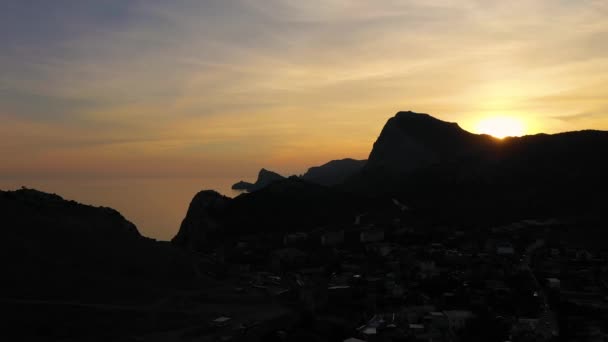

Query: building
left=283, top=232, right=308, bottom=246
left=496, top=242, right=515, bottom=256
left=344, top=338, right=366, bottom=342
left=547, top=278, right=561, bottom=289
left=360, top=230, right=384, bottom=243
left=322, top=230, right=345, bottom=246
left=444, top=310, right=474, bottom=331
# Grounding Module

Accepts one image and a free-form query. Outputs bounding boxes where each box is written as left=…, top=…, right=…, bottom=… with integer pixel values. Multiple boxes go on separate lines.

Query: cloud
left=1, top=0, right=608, bottom=178
left=550, top=112, right=596, bottom=122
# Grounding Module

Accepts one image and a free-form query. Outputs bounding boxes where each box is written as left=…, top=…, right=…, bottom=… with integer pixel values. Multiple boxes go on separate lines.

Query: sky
left=1, top=0, right=608, bottom=239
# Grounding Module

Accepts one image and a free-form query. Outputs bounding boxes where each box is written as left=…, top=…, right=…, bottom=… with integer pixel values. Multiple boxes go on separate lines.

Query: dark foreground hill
left=0, top=188, right=295, bottom=341
left=0, top=188, right=196, bottom=301
left=173, top=177, right=385, bottom=251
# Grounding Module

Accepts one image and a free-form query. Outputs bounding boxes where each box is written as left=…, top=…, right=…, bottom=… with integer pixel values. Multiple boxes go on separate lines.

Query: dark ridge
left=231, top=168, right=285, bottom=192
left=0, top=188, right=196, bottom=302
left=231, top=180, right=254, bottom=190
left=301, top=158, right=367, bottom=186
left=172, top=190, right=231, bottom=250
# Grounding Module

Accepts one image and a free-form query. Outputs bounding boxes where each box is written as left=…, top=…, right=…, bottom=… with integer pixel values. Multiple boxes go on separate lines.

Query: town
left=173, top=208, right=608, bottom=342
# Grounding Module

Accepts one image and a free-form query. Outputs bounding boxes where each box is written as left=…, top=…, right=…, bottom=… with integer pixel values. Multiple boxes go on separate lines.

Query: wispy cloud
left=550, top=112, right=596, bottom=122
left=1, top=0, right=608, bottom=177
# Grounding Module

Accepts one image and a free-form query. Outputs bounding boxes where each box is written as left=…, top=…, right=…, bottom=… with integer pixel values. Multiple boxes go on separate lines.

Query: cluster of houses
left=190, top=216, right=608, bottom=341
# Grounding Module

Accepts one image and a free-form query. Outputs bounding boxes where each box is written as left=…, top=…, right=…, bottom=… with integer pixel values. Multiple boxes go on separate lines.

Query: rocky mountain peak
left=232, top=168, right=286, bottom=192
left=171, top=190, right=230, bottom=250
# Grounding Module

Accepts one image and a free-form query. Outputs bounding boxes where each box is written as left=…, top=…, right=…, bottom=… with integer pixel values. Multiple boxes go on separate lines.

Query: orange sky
left=1, top=1, right=608, bottom=239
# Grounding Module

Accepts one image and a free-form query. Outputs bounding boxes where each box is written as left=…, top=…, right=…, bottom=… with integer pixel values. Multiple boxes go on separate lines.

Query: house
left=418, top=260, right=438, bottom=279
left=271, top=248, right=307, bottom=273
left=366, top=242, right=396, bottom=257
left=385, top=279, right=405, bottom=298
left=357, top=314, right=386, bottom=338
left=283, top=232, right=308, bottom=246
left=403, top=305, right=436, bottom=323
left=321, top=230, right=345, bottom=246
left=408, top=324, right=425, bottom=334
left=360, top=229, right=384, bottom=243
left=427, top=312, right=448, bottom=329
left=344, top=338, right=366, bottom=342
left=511, top=318, right=540, bottom=337
left=444, top=310, right=473, bottom=331
left=496, top=242, right=515, bottom=256
left=547, top=278, right=561, bottom=289
left=212, top=316, right=233, bottom=327
left=576, top=249, right=593, bottom=261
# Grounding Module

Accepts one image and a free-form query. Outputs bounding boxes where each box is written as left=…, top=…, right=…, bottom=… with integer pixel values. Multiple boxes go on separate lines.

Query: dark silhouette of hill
left=4, top=111, right=607, bottom=340
left=231, top=180, right=255, bottom=190
left=176, top=110, right=608, bottom=248
left=0, top=188, right=196, bottom=302
left=231, top=168, right=285, bottom=192
left=174, top=177, right=374, bottom=251
left=172, top=190, right=231, bottom=250
left=350, top=111, right=497, bottom=192
left=226, top=177, right=365, bottom=234
left=301, top=158, right=367, bottom=186
left=349, top=111, right=608, bottom=222
left=232, top=159, right=365, bottom=191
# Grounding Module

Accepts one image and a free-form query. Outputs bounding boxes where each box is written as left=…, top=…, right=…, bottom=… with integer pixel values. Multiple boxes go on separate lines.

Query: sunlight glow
left=476, top=117, right=525, bottom=139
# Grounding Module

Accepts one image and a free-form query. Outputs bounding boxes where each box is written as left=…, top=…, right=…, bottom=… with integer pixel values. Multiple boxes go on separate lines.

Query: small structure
left=271, top=248, right=306, bottom=273
left=418, top=260, right=438, bottom=279
left=547, top=278, right=561, bottom=289
left=321, top=230, right=345, bottom=246
left=366, top=243, right=396, bottom=257
left=444, top=310, right=473, bottom=331
left=496, top=241, right=515, bottom=255
left=212, top=316, right=232, bottom=327
left=360, top=229, right=384, bottom=243
left=283, top=232, right=308, bottom=246
left=408, top=324, right=425, bottom=332
left=357, top=314, right=385, bottom=337
left=427, top=311, right=448, bottom=329
left=344, top=338, right=366, bottom=342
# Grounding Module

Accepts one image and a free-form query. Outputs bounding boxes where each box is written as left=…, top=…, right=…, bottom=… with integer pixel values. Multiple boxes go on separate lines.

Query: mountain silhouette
left=176, top=110, right=608, bottom=248
left=301, top=158, right=367, bottom=186
left=0, top=188, right=196, bottom=301
left=352, top=111, right=608, bottom=221
left=172, top=190, right=231, bottom=250
left=5, top=111, right=608, bottom=340
left=352, top=111, right=496, bottom=190
left=231, top=180, right=255, bottom=190
left=175, top=177, right=370, bottom=251
left=231, top=168, right=285, bottom=192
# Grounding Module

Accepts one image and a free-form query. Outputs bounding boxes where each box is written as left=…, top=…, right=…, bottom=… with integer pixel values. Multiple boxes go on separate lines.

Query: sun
left=476, top=116, right=525, bottom=139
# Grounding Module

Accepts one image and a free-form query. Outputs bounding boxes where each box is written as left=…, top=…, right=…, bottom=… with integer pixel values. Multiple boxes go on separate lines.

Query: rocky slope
left=172, top=190, right=231, bottom=250
left=354, top=111, right=608, bottom=219
left=173, top=177, right=370, bottom=251
left=0, top=188, right=195, bottom=300
left=301, top=158, right=367, bottom=186
left=176, top=110, right=608, bottom=249
left=231, top=168, right=285, bottom=192
left=358, top=111, right=495, bottom=186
